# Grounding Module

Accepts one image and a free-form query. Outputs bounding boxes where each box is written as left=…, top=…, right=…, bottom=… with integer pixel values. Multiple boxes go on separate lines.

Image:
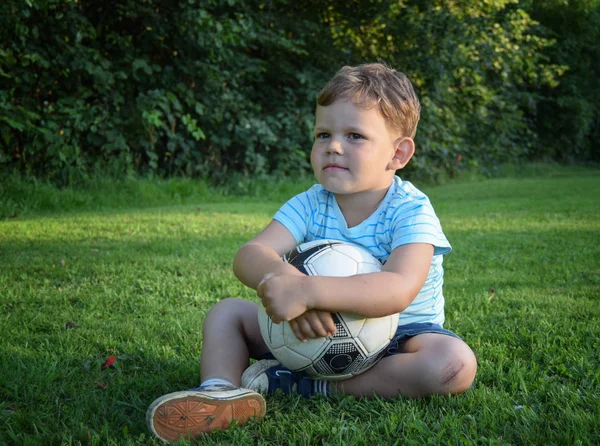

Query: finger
left=259, top=272, right=276, bottom=286
left=257, top=273, right=276, bottom=299
left=304, top=311, right=329, bottom=337
left=318, top=311, right=337, bottom=336
left=270, top=311, right=283, bottom=324
left=289, top=319, right=306, bottom=342
left=256, top=280, right=265, bottom=300
left=298, top=317, right=318, bottom=339
left=265, top=306, right=278, bottom=323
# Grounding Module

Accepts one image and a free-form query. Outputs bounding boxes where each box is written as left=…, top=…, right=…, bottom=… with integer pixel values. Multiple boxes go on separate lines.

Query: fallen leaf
left=91, top=382, right=107, bottom=390
left=101, top=356, right=117, bottom=371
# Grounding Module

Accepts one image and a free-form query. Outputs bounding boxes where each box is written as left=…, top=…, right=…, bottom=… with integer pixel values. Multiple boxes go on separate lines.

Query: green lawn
left=1, top=167, right=599, bottom=445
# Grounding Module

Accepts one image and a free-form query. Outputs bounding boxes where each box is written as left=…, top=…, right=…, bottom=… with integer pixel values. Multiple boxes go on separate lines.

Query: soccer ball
left=257, top=240, right=399, bottom=380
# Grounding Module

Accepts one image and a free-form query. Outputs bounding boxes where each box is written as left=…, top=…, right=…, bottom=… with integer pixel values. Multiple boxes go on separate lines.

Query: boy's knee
left=204, top=298, right=246, bottom=326
left=207, top=297, right=248, bottom=315
left=204, top=298, right=259, bottom=329
left=437, top=348, right=477, bottom=394
left=209, top=297, right=241, bottom=311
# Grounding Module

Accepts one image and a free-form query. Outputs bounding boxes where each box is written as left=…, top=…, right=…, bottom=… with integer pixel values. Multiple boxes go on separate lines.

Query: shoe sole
left=146, top=390, right=266, bottom=442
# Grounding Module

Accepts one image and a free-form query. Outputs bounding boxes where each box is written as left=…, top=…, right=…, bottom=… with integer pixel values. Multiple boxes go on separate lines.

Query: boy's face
left=311, top=100, right=399, bottom=195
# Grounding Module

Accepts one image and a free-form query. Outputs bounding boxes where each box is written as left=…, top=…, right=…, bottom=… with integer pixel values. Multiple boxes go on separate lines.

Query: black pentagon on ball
left=302, top=341, right=389, bottom=377
left=330, top=354, right=353, bottom=370
left=330, top=313, right=349, bottom=338
left=323, top=343, right=361, bottom=371
left=310, top=342, right=365, bottom=375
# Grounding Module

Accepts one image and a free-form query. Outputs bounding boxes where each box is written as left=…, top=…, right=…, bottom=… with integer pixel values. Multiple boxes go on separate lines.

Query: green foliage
left=0, top=0, right=592, bottom=184
left=524, top=0, right=600, bottom=162
left=320, top=0, right=566, bottom=178
left=0, top=0, right=333, bottom=184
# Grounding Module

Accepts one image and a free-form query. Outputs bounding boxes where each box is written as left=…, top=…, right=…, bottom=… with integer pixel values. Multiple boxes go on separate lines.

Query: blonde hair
left=317, top=63, right=421, bottom=138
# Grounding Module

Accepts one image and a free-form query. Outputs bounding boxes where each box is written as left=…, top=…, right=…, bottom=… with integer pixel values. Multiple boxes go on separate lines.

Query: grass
left=1, top=165, right=599, bottom=444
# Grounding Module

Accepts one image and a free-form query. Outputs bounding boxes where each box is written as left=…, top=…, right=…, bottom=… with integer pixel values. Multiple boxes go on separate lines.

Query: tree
left=525, top=0, right=600, bottom=162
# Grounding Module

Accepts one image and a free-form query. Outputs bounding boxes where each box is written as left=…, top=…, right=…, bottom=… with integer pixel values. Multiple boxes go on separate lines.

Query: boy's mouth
left=324, top=163, right=348, bottom=172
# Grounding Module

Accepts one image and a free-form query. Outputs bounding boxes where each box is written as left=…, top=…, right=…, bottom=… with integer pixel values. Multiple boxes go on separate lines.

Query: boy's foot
left=146, top=384, right=266, bottom=443
left=241, top=360, right=314, bottom=397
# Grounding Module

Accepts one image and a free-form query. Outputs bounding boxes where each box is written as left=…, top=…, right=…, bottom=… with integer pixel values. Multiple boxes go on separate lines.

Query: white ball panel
left=359, top=313, right=400, bottom=353
left=271, top=346, right=313, bottom=371
left=310, top=250, right=359, bottom=277
left=388, top=312, right=400, bottom=336
left=304, top=263, right=319, bottom=275
left=296, top=239, right=325, bottom=252
left=356, top=261, right=382, bottom=274
left=280, top=322, right=307, bottom=349
left=257, top=306, right=286, bottom=349
left=331, top=243, right=372, bottom=262
left=338, top=312, right=367, bottom=338
left=282, top=323, right=331, bottom=359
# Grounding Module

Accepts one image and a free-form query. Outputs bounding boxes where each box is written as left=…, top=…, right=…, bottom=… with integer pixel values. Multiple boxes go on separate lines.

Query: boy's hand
left=257, top=272, right=313, bottom=323
left=289, top=310, right=337, bottom=342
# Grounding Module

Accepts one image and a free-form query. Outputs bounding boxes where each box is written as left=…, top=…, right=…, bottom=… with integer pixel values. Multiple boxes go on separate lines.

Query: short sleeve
left=389, top=198, right=451, bottom=256
left=273, top=190, right=313, bottom=244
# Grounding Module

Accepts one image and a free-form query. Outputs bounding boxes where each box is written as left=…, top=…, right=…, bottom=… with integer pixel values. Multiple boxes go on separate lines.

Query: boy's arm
left=233, top=220, right=302, bottom=289
left=234, top=220, right=338, bottom=339
left=259, top=243, right=433, bottom=323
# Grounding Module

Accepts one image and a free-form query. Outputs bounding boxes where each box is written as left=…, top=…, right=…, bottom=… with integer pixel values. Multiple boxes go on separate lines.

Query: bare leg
left=200, top=298, right=269, bottom=386
left=331, top=333, right=477, bottom=398
left=146, top=298, right=269, bottom=442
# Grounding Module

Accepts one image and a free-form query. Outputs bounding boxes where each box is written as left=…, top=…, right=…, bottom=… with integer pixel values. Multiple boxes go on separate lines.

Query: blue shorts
left=383, top=322, right=462, bottom=357
left=385, top=323, right=475, bottom=389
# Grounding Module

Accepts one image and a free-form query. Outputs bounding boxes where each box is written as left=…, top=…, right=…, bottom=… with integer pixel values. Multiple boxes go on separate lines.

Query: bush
left=0, top=0, right=577, bottom=185
left=525, top=0, right=600, bottom=163
left=319, top=0, right=566, bottom=178
left=1, top=0, right=337, bottom=184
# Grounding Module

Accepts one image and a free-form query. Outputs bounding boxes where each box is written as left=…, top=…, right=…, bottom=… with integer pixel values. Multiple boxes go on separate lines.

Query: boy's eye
left=316, top=133, right=330, bottom=140
left=348, top=133, right=363, bottom=140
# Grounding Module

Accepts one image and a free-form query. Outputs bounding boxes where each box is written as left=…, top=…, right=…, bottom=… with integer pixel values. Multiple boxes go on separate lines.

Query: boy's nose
left=325, top=138, right=343, bottom=154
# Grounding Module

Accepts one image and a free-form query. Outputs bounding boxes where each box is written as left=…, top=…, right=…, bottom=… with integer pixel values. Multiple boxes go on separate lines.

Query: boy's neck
left=334, top=185, right=391, bottom=228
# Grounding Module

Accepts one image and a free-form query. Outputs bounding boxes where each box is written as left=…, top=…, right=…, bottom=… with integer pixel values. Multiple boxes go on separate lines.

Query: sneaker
left=241, top=360, right=313, bottom=397
left=146, top=384, right=266, bottom=443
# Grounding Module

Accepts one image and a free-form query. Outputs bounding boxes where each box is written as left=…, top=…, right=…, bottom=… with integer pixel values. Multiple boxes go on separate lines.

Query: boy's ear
left=388, top=137, right=415, bottom=170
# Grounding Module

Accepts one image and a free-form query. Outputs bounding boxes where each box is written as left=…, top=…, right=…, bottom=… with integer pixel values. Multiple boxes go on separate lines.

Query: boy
left=146, top=63, right=477, bottom=443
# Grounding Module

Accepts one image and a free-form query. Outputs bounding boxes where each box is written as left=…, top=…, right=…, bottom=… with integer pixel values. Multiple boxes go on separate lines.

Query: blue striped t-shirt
left=273, top=176, right=451, bottom=326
